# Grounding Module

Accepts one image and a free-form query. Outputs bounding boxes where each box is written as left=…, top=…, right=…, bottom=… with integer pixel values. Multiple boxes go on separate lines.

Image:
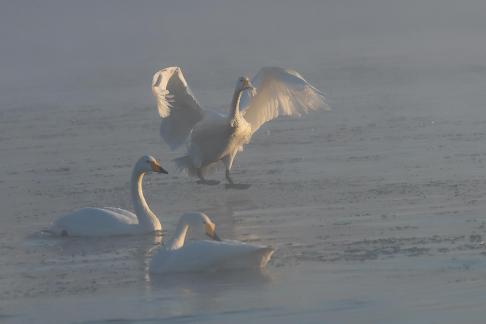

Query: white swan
left=48, top=155, right=167, bottom=237
left=152, top=66, right=329, bottom=185
left=149, top=212, right=274, bottom=274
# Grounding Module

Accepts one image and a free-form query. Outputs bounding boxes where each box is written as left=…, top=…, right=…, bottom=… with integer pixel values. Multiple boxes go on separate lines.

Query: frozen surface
left=1, top=0, right=486, bottom=323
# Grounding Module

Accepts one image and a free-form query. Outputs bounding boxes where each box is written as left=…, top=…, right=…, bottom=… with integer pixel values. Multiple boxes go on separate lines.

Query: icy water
left=2, top=1, right=486, bottom=323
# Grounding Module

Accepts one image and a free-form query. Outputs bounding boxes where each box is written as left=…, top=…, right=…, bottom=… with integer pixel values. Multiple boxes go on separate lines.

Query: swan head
left=136, top=155, right=168, bottom=174
left=235, top=77, right=255, bottom=93
left=203, top=216, right=222, bottom=241
left=181, top=212, right=222, bottom=241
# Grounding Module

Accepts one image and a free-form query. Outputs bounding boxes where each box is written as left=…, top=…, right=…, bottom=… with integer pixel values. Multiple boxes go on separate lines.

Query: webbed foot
left=225, top=183, right=252, bottom=190
left=197, top=169, right=220, bottom=185
left=196, top=179, right=220, bottom=185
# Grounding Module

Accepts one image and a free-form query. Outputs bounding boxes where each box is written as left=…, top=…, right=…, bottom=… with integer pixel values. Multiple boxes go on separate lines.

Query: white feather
left=151, top=66, right=329, bottom=182
left=241, top=67, right=329, bottom=134
left=149, top=213, right=273, bottom=274
left=150, top=240, right=274, bottom=274
left=152, top=67, right=204, bottom=149
left=47, top=156, right=165, bottom=237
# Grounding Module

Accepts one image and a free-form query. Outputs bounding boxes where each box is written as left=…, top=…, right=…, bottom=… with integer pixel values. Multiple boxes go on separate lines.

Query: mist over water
left=2, top=0, right=485, bottom=109
left=2, top=1, right=486, bottom=323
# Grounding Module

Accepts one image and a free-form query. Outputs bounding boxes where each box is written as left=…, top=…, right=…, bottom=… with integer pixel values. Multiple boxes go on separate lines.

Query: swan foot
left=224, top=170, right=250, bottom=189
left=196, top=169, right=220, bottom=185
left=196, top=179, right=220, bottom=185
left=225, top=183, right=251, bottom=190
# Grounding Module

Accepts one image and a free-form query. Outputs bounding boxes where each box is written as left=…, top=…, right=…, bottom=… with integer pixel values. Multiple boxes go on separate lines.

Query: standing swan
left=48, top=156, right=167, bottom=237
left=152, top=66, right=329, bottom=185
left=149, top=212, right=274, bottom=274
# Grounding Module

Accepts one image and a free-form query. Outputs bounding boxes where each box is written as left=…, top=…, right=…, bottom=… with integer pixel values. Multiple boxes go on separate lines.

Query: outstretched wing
left=152, top=67, right=205, bottom=150
left=241, top=67, right=329, bottom=134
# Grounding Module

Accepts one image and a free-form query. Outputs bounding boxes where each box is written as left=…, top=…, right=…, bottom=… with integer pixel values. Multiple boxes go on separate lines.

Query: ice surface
left=1, top=0, right=486, bottom=323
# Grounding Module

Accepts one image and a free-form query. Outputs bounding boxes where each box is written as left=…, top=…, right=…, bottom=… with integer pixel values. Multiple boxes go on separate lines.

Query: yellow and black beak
left=208, top=231, right=222, bottom=241
left=205, top=223, right=222, bottom=241
left=242, top=78, right=255, bottom=91
left=150, top=161, right=168, bottom=174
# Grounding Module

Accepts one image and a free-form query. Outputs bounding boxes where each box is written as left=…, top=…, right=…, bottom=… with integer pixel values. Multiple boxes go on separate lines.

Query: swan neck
left=131, top=169, right=161, bottom=231
left=230, top=88, right=243, bottom=120
left=169, top=222, right=189, bottom=250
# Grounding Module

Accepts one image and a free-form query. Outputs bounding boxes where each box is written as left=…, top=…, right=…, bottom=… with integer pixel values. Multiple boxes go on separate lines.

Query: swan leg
left=225, top=169, right=234, bottom=185
left=223, top=151, right=238, bottom=185
left=223, top=153, right=251, bottom=189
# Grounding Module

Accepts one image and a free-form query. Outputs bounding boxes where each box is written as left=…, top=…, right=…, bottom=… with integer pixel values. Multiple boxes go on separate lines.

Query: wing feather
left=241, top=67, right=329, bottom=134
left=152, top=67, right=204, bottom=150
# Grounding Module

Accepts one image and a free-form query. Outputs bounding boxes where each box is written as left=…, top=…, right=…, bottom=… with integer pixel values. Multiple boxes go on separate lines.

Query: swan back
left=49, top=207, right=138, bottom=236
left=150, top=239, right=274, bottom=274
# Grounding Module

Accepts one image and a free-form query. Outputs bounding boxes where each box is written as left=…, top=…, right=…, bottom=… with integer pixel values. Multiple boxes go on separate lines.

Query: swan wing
left=152, top=67, right=205, bottom=150
left=195, top=240, right=273, bottom=270
left=102, top=207, right=138, bottom=223
left=241, top=67, right=329, bottom=134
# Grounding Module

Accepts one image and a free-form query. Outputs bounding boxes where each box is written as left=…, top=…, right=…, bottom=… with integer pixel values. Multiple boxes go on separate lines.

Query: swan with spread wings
left=151, top=66, right=329, bottom=186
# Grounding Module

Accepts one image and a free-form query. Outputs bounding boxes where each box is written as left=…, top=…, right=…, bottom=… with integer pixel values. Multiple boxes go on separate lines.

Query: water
left=1, top=0, right=486, bottom=322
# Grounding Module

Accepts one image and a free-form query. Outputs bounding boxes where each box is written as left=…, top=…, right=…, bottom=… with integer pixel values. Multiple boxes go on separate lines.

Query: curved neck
left=131, top=169, right=161, bottom=231
left=230, top=88, right=243, bottom=120
left=169, top=221, right=189, bottom=250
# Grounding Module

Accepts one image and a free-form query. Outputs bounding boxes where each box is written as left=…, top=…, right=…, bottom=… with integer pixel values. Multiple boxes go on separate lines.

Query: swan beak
left=151, top=161, right=168, bottom=174
left=244, top=85, right=254, bottom=91
left=242, top=78, right=255, bottom=91
left=205, top=222, right=222, bottom=241
left=207, top=231, right=222, bottom=242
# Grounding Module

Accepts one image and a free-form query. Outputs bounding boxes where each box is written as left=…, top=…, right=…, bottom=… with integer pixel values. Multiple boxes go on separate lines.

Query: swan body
left=152, top=66, right=329, bottom=184
left=149, top=212, right=274, bottom=274
left=48, top=155, right=167, bottom=237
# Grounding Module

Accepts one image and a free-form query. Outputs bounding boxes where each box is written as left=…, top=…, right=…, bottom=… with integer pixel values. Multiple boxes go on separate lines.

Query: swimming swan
left=48, top=155, right=167, bottom=237
left=149, top=212, right=274, bottom=274
left=152, top=66, right=329, bottom=185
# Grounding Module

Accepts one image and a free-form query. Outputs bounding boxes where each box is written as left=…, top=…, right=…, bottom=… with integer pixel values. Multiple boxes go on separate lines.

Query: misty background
left=1, top=0, right=485, bottom=115
left=2, top=1, right=486, bottom=322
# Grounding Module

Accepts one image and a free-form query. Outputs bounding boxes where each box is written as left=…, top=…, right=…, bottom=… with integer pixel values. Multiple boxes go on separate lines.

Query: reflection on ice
left=148, top=268, right=273, bottom=297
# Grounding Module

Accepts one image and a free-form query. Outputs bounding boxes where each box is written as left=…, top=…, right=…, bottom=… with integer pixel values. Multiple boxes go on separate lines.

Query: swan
left=149, top=212, right=274, bottom=274
left=151, top=66, right=329, bottom=185
left=47, top=155, right=167, bottom=237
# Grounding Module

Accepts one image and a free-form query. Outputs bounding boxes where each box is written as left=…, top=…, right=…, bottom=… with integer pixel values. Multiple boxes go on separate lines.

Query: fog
left=1, top=0, right=485, bottom=109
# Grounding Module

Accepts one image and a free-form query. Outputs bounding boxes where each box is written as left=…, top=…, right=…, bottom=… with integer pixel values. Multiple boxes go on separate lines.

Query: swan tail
left=45, top=223, right=68, bottom=236
left=173, top=155, right=220, bottom=178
